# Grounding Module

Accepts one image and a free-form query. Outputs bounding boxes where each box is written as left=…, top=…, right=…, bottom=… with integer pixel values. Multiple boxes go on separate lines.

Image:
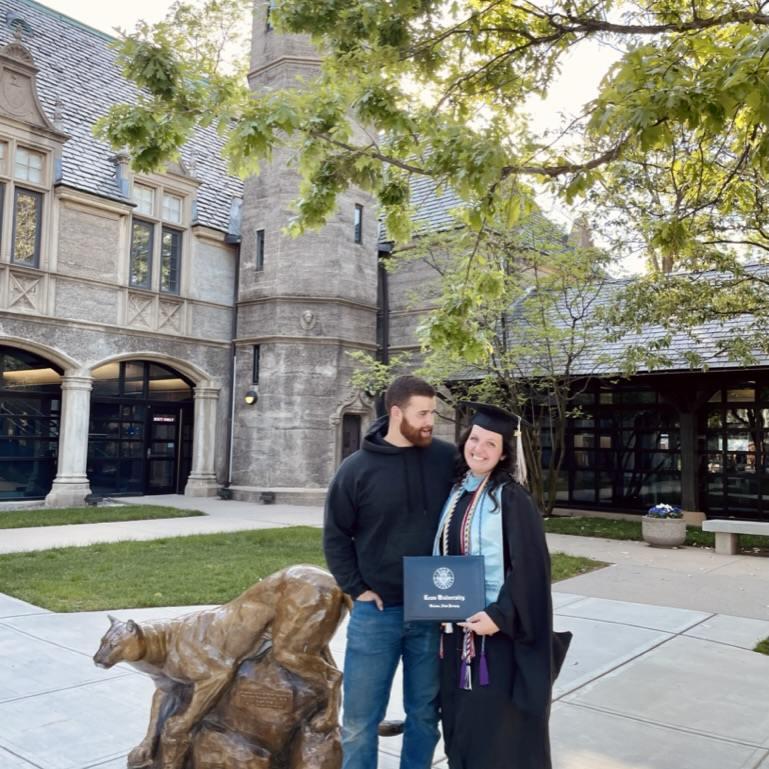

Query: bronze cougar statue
left=93, top=565, right=350, bottom=769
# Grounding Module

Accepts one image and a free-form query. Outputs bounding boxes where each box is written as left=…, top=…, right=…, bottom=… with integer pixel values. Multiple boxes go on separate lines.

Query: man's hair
left=384, top=375, right=435, bottom=413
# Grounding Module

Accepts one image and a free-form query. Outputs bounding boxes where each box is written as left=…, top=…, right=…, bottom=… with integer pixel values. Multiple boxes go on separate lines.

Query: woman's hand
left=458, top=611, right=499, bottom=636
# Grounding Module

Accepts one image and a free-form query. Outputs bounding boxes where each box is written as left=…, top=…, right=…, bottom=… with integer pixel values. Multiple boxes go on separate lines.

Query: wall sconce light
left=244, top=386, right=259, bottom=405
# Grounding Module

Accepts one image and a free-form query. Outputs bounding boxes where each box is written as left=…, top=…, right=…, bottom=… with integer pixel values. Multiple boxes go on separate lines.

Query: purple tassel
left=479, top=637, right=489, bottom=686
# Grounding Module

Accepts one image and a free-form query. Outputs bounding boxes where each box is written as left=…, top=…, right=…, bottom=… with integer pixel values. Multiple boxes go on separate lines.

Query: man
left=324, top=375, right=456, bottom=769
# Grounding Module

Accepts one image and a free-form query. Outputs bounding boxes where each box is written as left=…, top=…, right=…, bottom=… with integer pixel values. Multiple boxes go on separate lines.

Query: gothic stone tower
left=230, top=2, right=379, bottom=503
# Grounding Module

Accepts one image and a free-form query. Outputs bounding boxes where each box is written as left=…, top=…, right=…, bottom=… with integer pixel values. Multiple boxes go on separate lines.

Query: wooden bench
left=702, top=519, right=769, bottom=554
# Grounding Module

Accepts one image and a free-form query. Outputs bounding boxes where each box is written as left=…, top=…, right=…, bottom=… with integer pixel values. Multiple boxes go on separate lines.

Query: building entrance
left=88, top=361, right=193, bottom=496
left=0, top=346, right=62, bottom=501
left=341, top=413, right=362, bottom=461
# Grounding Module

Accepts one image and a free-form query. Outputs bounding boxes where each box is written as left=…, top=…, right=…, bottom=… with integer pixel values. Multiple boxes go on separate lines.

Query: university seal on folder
left=403, top=555, right=485, bottom=621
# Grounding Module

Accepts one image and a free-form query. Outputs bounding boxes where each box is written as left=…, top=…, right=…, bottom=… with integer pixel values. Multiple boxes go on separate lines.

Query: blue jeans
left=342, top=600, right=440, bottom=769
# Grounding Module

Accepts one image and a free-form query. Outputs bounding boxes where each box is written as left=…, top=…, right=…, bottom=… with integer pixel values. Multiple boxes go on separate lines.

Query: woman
left=433, top=401, right=569, bottom=769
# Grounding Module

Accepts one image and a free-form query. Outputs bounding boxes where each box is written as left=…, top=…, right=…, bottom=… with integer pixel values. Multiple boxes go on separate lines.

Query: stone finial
left=185, top=151, right=198, bottom=177
left=226, top=197, right=242, bottom=242
left=52, top=96, right=65, bottom=133
left=110, top=150, right=131, bottom=198
left=5, top=11, right=33, bottom=44
left=568, top=216, right=594, bottom=249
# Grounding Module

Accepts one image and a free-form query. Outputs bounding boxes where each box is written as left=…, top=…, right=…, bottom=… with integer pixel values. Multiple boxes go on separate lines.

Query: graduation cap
left=460, top=401, right=524, bottom=441
left=460, top=401, right=529, bottom=485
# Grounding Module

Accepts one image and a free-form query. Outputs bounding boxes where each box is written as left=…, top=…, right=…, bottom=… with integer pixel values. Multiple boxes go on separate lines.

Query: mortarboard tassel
left=479, top=635, right=489, bottom=686
left=513, top=416, right=528, bottom=486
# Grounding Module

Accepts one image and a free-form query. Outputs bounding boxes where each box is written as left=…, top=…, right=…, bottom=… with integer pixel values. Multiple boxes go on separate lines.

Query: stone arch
left=0, top=335, right=81, bottom=373
left=87, top=351, right=214, bottom=387
left=0, top=338, right=70, bottom=503
left=87, top=352, right=220, bottom=498
left=330, top=389, right=375, bottom=467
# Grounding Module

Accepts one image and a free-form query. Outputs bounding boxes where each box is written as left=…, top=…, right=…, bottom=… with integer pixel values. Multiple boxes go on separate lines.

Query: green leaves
left=97, top=0, right=769, bottom=264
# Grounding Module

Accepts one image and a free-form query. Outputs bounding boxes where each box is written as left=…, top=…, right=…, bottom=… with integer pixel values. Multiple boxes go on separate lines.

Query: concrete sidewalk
left=0, top=496, right=323, bottom=554
left=1, top=590, right=767, bottom=769
left=1, top=496, right=768, bottom=768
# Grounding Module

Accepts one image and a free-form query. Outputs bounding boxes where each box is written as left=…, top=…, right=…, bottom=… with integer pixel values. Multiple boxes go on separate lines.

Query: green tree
left=100, top=0, right=769, bottom=466
left=354, top=208, right=616, bottom=513
left=100, top=0, right=769, bottom=248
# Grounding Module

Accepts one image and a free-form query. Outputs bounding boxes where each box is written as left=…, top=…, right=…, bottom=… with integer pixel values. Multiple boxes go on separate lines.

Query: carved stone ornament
left=159, top=299, right=184, bottom=334
left=127, top=293, right=154, bottom=329
left=329, top=389, right=374, bottom=427
left=299, top=309, right=317, bottom=331
left=0, top=38, right=67, bottom=139
left=9, top=272, right=41, bottom=313
left=93, top=565, right=350, bottom=769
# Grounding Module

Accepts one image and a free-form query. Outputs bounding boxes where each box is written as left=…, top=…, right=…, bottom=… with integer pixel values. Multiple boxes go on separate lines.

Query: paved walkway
left=1, top=496, right=768, bottom=768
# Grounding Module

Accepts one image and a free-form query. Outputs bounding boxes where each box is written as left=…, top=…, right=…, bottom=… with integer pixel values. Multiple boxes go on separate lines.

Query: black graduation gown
left=439, top=481, right=564, bottom=769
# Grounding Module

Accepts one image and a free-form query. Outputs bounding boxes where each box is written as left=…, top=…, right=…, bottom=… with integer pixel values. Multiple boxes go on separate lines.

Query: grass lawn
left=0, top=526, right=606, bottom=612
left=551, top=552, right=607, bottom=582
left=0, top=505, right=205, bottom=529
left=543, top=516, right=769, bottom=553
left=755, top=637, right=769, bottom=655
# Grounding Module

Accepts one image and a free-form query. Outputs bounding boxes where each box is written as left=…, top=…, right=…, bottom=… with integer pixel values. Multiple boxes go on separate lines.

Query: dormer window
left=12, top=189, right=42, bottom=266
left=0, top=139, right=48, bottom=268
left=162, top=192, right=183, bottom=225
left=134, top=183, right=154, bottom=216
left=14, top=147, right=44, bottom=184
left=130, top=181, right=187, bottom=295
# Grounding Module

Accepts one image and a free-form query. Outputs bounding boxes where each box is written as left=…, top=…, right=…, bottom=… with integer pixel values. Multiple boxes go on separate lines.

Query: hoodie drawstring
left=418, top=451, right=427, bottom=514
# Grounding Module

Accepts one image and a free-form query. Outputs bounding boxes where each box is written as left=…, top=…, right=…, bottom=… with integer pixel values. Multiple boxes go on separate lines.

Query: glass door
left=89, top=361, right=194, bottom=496
left=147, top=407, right=179, bottom=494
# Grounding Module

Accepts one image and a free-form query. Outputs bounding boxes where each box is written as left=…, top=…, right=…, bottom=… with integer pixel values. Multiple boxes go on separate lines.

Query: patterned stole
left=439, top=473, right=491, bottom=689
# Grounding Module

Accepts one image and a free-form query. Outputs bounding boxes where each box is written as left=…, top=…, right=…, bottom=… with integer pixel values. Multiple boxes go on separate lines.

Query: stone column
left=45, top=373, right=93, bottom=507
left=185, top=385, right=220, bottom=497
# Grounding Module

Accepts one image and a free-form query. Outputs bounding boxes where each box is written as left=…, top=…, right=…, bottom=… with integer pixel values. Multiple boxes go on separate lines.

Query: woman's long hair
left=454, top=426, right=516, bottom=497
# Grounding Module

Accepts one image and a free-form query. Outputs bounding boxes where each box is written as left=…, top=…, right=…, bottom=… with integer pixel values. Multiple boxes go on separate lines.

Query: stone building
left=230, top=2, right=380, bottom=503
left=4, top=0, right=769, bottom=522
left=0, top=0, right=384, bottom=507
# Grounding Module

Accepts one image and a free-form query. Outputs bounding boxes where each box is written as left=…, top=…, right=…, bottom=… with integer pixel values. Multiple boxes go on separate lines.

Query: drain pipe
left=223, top=198, right=242, bottom=492
left=376, top=242, right=393, bottom=417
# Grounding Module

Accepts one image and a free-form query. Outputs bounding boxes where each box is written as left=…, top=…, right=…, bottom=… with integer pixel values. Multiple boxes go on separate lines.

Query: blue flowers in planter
left=647, top=503, right=683, bottom=519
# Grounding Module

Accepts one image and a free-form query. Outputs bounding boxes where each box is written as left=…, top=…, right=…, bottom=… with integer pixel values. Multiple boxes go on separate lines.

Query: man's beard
left=400, top=416, right=433, bottom=447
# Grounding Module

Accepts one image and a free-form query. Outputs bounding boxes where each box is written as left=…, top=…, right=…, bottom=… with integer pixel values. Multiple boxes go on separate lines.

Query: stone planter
left=642, top=516, right=687, bottom=547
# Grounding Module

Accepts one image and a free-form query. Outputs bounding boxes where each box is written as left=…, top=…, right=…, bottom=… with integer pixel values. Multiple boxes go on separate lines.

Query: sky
left=37, top=0, right=175, bottom=36
left=41, top=0, right=613, bottom=127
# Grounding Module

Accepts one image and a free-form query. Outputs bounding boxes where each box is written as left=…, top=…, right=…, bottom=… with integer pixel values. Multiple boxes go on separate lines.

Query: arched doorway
left=88, top=361, right=194, bottom=495
left=0, top=345, right=62, bottom=500
left=341, top=413, right=362, bottom=460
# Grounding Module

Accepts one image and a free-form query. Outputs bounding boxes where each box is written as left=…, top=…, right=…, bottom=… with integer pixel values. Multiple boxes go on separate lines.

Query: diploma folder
left=403, top=555, right=486, bottom=622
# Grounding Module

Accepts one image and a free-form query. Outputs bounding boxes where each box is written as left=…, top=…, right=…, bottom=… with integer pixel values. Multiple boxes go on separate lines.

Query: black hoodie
left=323, top=415, right=456, bottom=605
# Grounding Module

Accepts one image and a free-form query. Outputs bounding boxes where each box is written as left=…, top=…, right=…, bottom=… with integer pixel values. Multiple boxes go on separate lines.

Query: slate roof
left=408, top=174, right=465, bottom=234
left=500, top=269, right=769, bottom=379
left=0, top=0, right=243, bottom=233
left=378, top=172, right=466, bottom=243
